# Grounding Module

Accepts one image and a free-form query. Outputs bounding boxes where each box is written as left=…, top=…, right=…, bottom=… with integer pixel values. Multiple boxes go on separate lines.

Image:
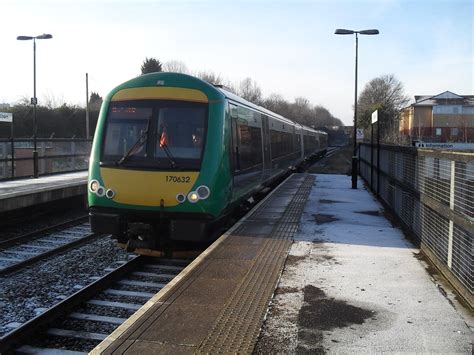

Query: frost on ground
left=0, top=237, right=129, bottom=336
left=255, top=174, right=472, bottom=354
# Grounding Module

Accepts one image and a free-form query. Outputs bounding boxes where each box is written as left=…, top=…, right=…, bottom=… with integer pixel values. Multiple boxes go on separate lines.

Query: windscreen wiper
left=159, top=142, right=177, bottom=168
left=157, top=129, right=177, bottom=168
left=117, top=116, right=152, bottom=165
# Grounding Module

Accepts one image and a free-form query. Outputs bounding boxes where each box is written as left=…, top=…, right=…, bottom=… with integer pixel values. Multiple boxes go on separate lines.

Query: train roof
left=216, top=87, right=292, bottom=124
left=109, top=72, right=326, bottom=135
left=216, top=87, right=326, bottom=135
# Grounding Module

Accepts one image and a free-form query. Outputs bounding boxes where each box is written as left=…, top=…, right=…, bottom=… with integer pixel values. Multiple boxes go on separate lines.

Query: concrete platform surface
left=92, top=174, right=314, bottom=354
left=0, top=171, right=87, bottom=212
left=256, top=174, right=473, bottom=354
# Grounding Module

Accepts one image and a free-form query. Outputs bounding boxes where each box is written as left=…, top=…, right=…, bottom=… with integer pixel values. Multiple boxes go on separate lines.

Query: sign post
left=371, top=110, right=378, bottom=191
left=0, top=112, right=14, bottom=179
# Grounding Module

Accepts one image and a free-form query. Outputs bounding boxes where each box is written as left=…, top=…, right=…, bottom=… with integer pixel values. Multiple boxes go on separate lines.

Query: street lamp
left=17, top=33, right=53, bottom=178
left=335, top=28, right=379, bottom=189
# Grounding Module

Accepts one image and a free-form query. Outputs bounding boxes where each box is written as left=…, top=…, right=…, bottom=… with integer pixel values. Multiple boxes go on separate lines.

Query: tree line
left=142, top=57, right=411, bottom=140
left=0, top=93, right=103, bottom=139
left=0, top=56, right=409, bottom=142
left=141, top=57, right=344, bottom=128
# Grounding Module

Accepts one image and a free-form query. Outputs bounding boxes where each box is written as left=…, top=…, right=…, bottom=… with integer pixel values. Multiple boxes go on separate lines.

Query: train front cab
left=88, top=76, right=231, bottom=248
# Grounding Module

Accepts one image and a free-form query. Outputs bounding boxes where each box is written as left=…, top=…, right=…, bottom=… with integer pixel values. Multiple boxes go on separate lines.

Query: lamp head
left=17, top=36, right=34, bottom=40
left=36, top=34, right=53, bottom=39
left=335, top=29, right=355, bottom=35
left=359, top=29, right=379, bottom=35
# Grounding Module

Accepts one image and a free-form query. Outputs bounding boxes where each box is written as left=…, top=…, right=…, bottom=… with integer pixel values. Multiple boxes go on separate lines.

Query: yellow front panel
left=100, top=168, right=199, bottom=207
left=111, top=87, right=208, bottom=103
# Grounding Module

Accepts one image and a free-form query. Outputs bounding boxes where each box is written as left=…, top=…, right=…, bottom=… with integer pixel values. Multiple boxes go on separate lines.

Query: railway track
left=324, top=147, right=339, bottom=158
left=0, top=218, right=98, bottom=276
left=0, top=255, right=189, bottom=353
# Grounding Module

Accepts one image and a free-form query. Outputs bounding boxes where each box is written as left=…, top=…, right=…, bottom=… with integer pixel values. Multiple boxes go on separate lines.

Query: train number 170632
left=165, top=175, right=191, bottom=183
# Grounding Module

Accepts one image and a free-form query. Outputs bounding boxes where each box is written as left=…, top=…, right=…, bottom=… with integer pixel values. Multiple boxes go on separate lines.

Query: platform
left=91, top=173, right=472, bottom=354
left=92, top=173, right=314, bottom=354
left=0, top=171, right=88, bottom=213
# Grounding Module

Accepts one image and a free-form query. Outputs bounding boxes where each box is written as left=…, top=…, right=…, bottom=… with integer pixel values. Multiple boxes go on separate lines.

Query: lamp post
left=335, top=28, right=379, bottom=189
left=17, top=33, right=53, bottom=178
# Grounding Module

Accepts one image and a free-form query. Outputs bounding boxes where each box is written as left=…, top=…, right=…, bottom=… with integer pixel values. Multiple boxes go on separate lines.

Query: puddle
left=356, top=210, right=380, bottom=216
left=313, top=214, right=338, bottom=224
left=285, top=254, right=306, bottom=266
left=297, top=285, right=374, bottom=353
left=275, top=286, right=300, bottom=295
left=319, top=199, right=342, bottom=204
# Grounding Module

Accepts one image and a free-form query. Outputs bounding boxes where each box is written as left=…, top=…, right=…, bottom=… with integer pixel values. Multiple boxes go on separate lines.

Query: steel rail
left=0, top=216, right=88, bottom=250
left=0, top=255, right=147, bottom=353
left=0, top=226, right=99, bottom=277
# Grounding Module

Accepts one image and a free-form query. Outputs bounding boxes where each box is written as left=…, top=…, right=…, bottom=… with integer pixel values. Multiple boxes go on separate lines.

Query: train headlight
left=187, top=191, right=199, bottom=203
left=96, top=186, right=106, bottom=197
left=106, top=189, right=115, bottom=199
left=176, top=193, right=186, bottom=204
left=196, top=185, right=210, bottom=200
left=89, top=180, right=99, bottom=193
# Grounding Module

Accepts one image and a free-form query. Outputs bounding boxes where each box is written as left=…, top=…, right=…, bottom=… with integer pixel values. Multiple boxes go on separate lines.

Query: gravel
left=0, top=203, right=87, bottom=241
left=0, top=236, right=129, bottom=336
left=75, top=304, right=136, bottom=319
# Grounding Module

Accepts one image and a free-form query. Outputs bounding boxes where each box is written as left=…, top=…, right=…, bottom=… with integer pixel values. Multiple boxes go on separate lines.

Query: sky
left=1, top=0, right=472, bottom=126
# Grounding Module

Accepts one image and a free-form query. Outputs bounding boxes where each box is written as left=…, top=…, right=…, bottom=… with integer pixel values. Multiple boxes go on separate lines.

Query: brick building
left=399, top=91, right=474, bottom=142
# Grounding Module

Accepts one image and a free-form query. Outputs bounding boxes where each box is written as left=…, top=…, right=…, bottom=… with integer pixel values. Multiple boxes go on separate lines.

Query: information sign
left=0, top=112, right=13, bottom=123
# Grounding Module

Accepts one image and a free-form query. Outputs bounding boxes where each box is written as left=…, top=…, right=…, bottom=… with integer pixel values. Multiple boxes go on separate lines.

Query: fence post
left=72, top=140, right=76, bottom=171
left=39, top=141, right=46, bottom=176
left=370, top=123, right=374, bottom=189
left=447, top=160, right=455, bottom=269
left=376, top=122, right=380, bottom=196
left=11, top=115, right=14, bottom=179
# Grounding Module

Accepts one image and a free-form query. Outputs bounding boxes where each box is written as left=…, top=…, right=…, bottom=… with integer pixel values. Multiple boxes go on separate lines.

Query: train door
left=230, top=104, right=240, bottom=173
left=261, top=115, right=272, bottom=182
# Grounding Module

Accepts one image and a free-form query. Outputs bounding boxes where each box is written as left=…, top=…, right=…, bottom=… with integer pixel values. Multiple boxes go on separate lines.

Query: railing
left=0, top=138, right=92, bottom=180
left=359, top=143, right=473, bottom=309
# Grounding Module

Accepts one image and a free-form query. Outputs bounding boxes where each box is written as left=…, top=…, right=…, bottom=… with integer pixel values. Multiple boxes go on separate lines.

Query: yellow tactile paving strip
left=93, top=174, right=314, bottom=354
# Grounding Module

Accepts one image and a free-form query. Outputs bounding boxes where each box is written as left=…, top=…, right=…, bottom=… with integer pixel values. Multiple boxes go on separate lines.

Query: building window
left=436, top=128, right=442, bottom=136
left=451, top=128, right=459, bottom=136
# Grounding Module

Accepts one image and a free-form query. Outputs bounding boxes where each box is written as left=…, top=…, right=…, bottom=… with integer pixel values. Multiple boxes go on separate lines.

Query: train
left=88, top=72, right=327, bottom=252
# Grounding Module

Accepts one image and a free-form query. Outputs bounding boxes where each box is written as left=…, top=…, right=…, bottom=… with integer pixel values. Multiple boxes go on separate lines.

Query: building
left=399, top=91, right=474, bottom=143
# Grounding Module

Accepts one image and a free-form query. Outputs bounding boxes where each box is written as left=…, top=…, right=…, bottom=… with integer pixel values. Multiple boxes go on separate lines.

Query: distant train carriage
left=88, top=73, right=327, bottom=252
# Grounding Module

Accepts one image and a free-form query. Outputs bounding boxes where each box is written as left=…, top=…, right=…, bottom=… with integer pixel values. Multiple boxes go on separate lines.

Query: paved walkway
left=0, top=171, right=87, bottom=199
left=0, top=171, right=87, bottom=212
left=256, top=174, right=472, bottom=354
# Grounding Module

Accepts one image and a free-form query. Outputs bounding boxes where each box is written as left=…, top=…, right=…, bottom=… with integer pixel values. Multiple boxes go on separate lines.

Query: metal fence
left=359, top=143, right=473, bottom=309
left=0, top=138, right=92, bottom=180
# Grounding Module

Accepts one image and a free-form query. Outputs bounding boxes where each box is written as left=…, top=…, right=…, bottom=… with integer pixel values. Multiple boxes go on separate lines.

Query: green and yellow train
left=88, top=73, right=327, bottom=252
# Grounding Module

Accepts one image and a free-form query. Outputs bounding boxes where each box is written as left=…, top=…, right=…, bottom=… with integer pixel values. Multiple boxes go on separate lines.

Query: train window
left=154, top=106, right=206, bottom=160
left=103, top=106, right=153, bottom=158
left=231, top=105, right=263, bottom=173
left=102, top=100, right=207, bottom=170
left=237, top=124, right=262, bottom=170
left=271, top=130, right=292, bottom=158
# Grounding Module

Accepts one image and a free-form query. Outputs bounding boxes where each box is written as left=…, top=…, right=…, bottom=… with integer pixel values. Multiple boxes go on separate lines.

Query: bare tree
left=357, top=74, right=410, bottom=140
left=163, top=60, right=189, bottom=74
left=196, top=70, right=223, bottom=85
left=238, top=77, right=262, bottom=104
left=313, top=105, right=343, bottom=127
left=42, top=90, right=66, bottom=109
left=262, top=94, right=291, bottom=116
left=89, top=92, right=103, bottom=111
left=292, top=97, right=313, bottom=126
